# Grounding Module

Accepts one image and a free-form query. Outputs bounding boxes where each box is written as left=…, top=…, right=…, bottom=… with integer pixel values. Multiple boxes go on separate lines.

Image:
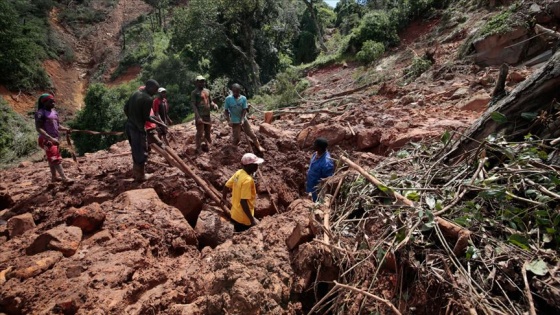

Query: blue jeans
left=125, top=121, right=148, bottom=165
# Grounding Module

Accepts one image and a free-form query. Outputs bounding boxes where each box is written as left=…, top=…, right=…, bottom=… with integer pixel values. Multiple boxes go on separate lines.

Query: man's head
left=144, top=79, right=160, bottom=96
left=231, top=83, right=242, bottom=98
left=195, top=75, right=206, bottom=89
left=241, top=153, right=264, bottom=174
left=38, top=94, right=55, bottom=110
left=158, top=87, right=167, bottom=98
left=314, top=138, right=328, bottom=154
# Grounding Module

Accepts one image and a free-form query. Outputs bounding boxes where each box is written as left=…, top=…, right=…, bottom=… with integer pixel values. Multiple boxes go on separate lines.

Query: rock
left=195, top=210, right=234, bottom=248
left=363, top=116, right=375, bottom=126
left=18, top=161, right=32, bottom=168
left=259, top=123, right=283, bottom=139
left=551, top=2, right=560, bottom=19
left=87, top=229, right=112, bottom=244
left=286, top=222, right=314, bottom=250
left=529, top=3, right=541, bottom=14
left=169, top=190, right=204, bottom=227
left=356, top=128, right=382, bottom=150
left=450, top=87, right=469, bottom=100
left=255, top=194, right=278, bottom=218
left=458, top=93, right=491, bottom=112
left=112, top=188, right=198, bottom=248
left=507, top=71, right=526, bottom=83
left=8, top=251, right=63, bottom=280
left=65, top=203, right=105, bottom=233
left=473, top=27, right=528, bottom=66
left=26, top=225, right=82, bottom=257
left=296, top=124, right=350, bottom=148
left=0, top=266, right=14, bottom=285
left=7, top=213, right=36, bottom=238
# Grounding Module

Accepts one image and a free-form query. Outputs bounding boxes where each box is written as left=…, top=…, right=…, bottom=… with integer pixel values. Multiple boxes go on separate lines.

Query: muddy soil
left=0, top=10, right=544, bottom=314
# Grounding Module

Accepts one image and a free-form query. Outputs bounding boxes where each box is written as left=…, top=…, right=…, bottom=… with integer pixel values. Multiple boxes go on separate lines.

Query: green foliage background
left=0, top=98, right=38, bottom=165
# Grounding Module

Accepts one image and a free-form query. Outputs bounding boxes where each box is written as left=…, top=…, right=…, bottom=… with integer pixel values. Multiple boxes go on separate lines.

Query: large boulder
left=259, top=123, right=284, bottom=139
left=65, top=202, right=106, bottom=233
left=110, top=188, right=198, bottom=249
left=169, top=190, right=204, bottom=227
left=195, top=210, right=233, bottom=248
left=473, top=27, right=528, bottom=66
left=356, top=128, right=382, bottom=150
left=297, top=123, right=350, bottom=148
left=26, top=225, right=83, bottom=257
left=7, top=213, right=36, bottom=238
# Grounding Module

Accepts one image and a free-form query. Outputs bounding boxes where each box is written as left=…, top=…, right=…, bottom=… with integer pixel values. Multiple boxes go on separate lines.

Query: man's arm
left=222, top=186, right=230, bottom=202
left=240, top=199, right=257, bottom=225
left=191, top=92, right=201, bottom=122
left=149, top=115, right=167, bottom=129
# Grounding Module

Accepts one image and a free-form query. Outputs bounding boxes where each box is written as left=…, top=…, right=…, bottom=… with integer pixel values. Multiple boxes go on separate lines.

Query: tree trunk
left=448, top=50, right=560, bottom=160
left=303, top=0, right=327, bottom=52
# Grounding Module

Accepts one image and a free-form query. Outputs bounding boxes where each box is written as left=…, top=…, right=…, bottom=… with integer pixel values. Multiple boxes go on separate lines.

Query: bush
left=403, top=57, right=433, bottom=83
left=70, top=83, right=138, bottom=155
left=0, top=98, right=38, bottom=165
left=348, top=11, right=399, bottom=53
left=356, top=40, right=385, bottom=63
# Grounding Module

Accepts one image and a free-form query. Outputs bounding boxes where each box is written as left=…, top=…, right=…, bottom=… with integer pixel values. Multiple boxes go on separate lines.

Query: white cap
left=241, top=153, right=264, bottom=165
left=158, top=87, right=167, bottom=93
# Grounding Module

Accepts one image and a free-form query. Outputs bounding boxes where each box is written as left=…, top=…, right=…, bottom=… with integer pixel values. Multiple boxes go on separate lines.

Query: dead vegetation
left=307, top=132, right=560, bottom=314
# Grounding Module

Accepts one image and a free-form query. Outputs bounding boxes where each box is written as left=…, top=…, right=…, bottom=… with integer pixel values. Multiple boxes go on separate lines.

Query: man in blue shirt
left=224, top=84, right=265, bottom=152
left=306, top=138, right=335, bottom=202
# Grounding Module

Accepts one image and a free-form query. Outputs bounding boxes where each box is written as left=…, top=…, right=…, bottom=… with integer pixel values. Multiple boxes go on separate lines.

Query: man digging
left=224, top=83, right=265, bottom=152
left=222, top=153, right=264, bottom=232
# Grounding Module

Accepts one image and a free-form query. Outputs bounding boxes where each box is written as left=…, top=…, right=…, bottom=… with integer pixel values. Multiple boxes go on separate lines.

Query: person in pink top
left=35, top=93, right=73, bottom=184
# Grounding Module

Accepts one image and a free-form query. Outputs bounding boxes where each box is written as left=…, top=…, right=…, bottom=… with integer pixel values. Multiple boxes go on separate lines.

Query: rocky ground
left=0, top=3, right=550, bottom=314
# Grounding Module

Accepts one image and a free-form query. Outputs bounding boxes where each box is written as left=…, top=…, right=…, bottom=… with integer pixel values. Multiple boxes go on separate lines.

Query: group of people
left=34, top=77, right=335, bottom=232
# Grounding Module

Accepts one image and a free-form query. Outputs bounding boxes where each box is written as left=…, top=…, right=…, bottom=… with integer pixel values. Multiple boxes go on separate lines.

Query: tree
left=70, top=83, right=133, bottom=155
left=170, top=0, right=300, bottom=94
left=301, top=0, right=327, bottom=52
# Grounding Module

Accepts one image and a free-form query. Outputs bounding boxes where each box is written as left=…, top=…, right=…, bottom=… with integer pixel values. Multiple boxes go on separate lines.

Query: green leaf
left=441, top=130, right=451, bottom=145
left=526, top=259, right=548, bottom=276
left=491, top=111, right=508, bottom=124
left=405, top=191, right=420, bottom=202
left=508, top=234, right=530, bottom=250
left=377, top=184, right=391, bottom=193
left=521, top=112, right=538, bottom=120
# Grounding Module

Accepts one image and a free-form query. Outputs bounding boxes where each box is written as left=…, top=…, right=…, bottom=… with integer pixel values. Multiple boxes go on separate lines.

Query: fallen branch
left=435, top=217, right=472, bottom=255
left=273, top=109, right=344, bottom=117
left=333, top=281, right=402, bottom=315
left=525, top=178, right=560, bottom=200
left=341, top=156, right=415, bottom=207
left=69, top=129, right=124, bottom=136
left=322, top=195, right=332, bottom=244
left=522, top=262, right=537, bottom=315
left=535, top=24, right=560, bottom=39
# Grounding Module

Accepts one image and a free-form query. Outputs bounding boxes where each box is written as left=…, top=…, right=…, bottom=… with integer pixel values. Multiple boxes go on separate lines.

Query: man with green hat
left=191, top=75, right=218, bottom=154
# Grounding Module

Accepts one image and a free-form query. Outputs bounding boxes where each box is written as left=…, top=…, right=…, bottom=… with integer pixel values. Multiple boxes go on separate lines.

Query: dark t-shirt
left=124, top=90, right=153, bottom=132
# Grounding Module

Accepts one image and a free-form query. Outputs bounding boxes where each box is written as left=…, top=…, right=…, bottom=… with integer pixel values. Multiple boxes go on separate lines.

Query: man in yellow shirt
left=222, top=153, right=264, bottom=232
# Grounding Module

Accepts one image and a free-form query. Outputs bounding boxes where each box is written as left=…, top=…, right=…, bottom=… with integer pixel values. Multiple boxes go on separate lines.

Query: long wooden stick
left=333, top=281, right=402, bottom=315
left=322, top=195, right=332, bottom=244
left=340, top=156, right=415, bottom=207
left=522, top=262, right=537, bottom=315
left=150, top=144, right=230, bottom=214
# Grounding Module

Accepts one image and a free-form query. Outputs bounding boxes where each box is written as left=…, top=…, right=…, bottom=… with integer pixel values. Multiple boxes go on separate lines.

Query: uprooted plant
left=310, top=133, right=560, bottom=314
